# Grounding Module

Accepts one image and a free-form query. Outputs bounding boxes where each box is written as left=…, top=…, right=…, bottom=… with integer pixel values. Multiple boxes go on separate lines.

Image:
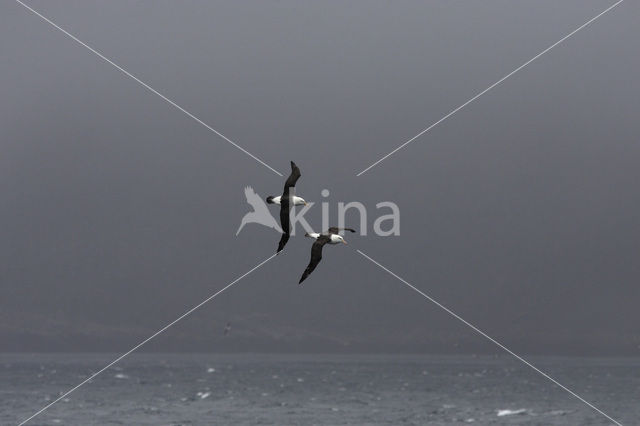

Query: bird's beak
left=304, top=201, right=308, bottom=206
left=342, top=240, right=348, bottom=244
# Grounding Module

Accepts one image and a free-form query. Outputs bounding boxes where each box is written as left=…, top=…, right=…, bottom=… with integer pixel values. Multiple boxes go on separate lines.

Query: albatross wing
left=282, top=161, right=301, bottom=196
left=327, top=227, right=356, bottom=234
left=277, top=205, right=291, bottom=253
left=299, top=236, right=330, bottom=284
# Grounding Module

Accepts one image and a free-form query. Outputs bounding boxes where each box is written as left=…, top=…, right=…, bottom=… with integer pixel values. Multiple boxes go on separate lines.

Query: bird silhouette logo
left=236, top=186, right=283, bottom=235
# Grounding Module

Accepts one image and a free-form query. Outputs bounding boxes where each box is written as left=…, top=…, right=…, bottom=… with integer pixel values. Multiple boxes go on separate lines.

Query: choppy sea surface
left=1, top=353, right=637, bottom=425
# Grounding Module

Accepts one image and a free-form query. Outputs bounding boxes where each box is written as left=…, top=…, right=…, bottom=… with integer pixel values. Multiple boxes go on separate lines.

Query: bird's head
left=337, top=235, right=347, bottom=244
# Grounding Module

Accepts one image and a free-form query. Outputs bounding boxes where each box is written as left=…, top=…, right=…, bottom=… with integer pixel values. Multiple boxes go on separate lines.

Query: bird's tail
left=266, top=196, right=276, bottom=204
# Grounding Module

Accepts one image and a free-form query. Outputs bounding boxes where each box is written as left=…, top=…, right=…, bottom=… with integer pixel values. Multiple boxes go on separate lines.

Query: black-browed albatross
left=299, top=227, right=355, bottom=284
left=266, top=161, right=307, bottom=253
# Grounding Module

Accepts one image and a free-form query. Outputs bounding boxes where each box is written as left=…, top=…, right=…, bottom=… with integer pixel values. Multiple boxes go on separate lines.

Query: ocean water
left=1, top=354, right=637, bottom=425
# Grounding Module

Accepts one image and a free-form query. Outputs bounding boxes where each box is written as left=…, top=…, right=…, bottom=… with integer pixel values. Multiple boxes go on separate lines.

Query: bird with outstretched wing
left=298, top=227, right=353, bottom=284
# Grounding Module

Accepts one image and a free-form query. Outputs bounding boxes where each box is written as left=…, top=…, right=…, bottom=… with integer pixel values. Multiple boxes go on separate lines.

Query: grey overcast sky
left=1, top=0, right=638, bottom=354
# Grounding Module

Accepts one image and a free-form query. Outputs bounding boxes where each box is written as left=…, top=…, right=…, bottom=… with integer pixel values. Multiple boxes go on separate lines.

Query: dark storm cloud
left=1, top=0, right=638, bottom=355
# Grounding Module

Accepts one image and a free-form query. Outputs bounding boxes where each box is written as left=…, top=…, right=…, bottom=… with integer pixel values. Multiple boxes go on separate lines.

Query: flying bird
left=266, top=161, right=307, bottom=253
left=236, top=186, right=282, bottom=235
left=299, top=227, right=355, bottom=284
